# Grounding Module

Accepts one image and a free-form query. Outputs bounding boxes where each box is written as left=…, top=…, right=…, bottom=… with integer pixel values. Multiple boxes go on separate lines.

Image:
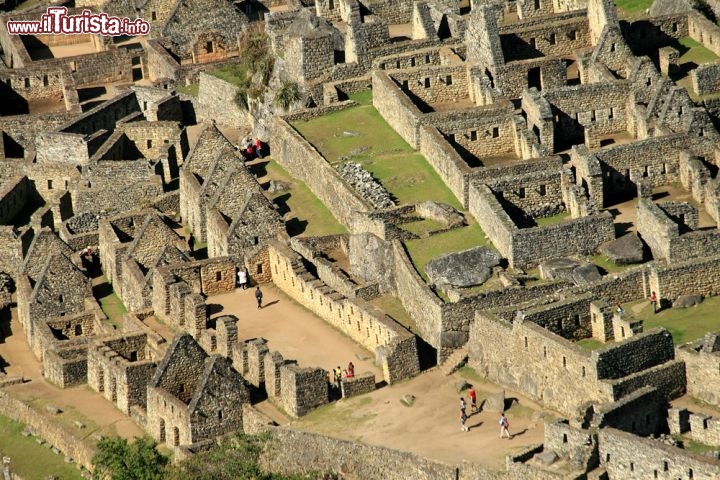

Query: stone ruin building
left=3, top=0, right=720, bottom=477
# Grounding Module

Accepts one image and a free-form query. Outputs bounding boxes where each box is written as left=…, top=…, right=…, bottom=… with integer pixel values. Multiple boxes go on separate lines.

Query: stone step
left=440, top=347, right=468, bottom=376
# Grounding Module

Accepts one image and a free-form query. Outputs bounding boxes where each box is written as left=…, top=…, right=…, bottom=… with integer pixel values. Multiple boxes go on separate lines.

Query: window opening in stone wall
left=425, top=54, right=431, bottom=63
left=630, top=462, right=634, bottom=471
left=329, top=0, right=335, bottom=9
left=524, top=337, right=528, bottom=348
left=609, top=107, right=614, bottom=119
left=257, top=264, right=263, bottom=274
left=147, top=139, right=153, bottom=149
left=570, top=30, right=577, bottom=40
left=218, top=409, right=223, bottom=420
left=534, top=0, right=540, bottom=9
left=643, top=165, right=649, bottom=178
left=492, top=127, right=499, bottom=137
left=58, top=294, right=64, bottom=303
left=216, top=271, right=221, bottom=281
left=206, top=42, right=214, bottom=53
left=621, top=326, right=625, bottom=337
left=47, top=180, right=53, bottom=189
left=562, top=356, right=566, bottom=368
left=159, top=419, right=166, bottom=442
left=74, top=324, right=82, bottom=336
left=689, top=468, right=694, bottom=478
left=470, top=130, right=477, bottom=141
left=402, top=80, right=408, bottom=89
left=396, top=60, right=401, bottom=68
left=151, top=11, right=157, bottom=20
left=518, top=187, right=525, bottom=199
left=605, top=453, right=610, bottom=462
left=411, top=58, right=416, bottom=67
left=610, top=43, right=616, bottom=52
left=590, top=110, right=596, bottom=122
left=24, top=78, right=29, bottom=88
left=543, top=346, right=547, bottom=358
left=43, top=75, right=48, bottom=86
left=549, top=33, right=556, bottom=45
left=130, top=351, right=138, bottom=361
left=562, top=434, right=567, bottom=443
left=582, top=366, right=586, bottom=377
left=446, top=75, right=453, bottom=85
left=653, top=469, right=658, bottom=478
left=646, top=77, right=652, bottom=86
left=663, top=461, right=668, bottom=471
left=173, top=427, right=179, bottom=446
left=424, top=77, right=430, bottom=88
left=700, top=128, right=705, bottom=137
left=529, top=38, right=536, bottom=49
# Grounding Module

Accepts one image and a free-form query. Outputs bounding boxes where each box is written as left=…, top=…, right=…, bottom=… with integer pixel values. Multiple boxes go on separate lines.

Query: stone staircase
left=440, top=347, right=468, bottom=376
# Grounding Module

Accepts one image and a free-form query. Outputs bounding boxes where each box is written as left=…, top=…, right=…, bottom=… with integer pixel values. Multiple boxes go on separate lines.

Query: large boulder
left=572, top=263, right=602, bottom=285
left=674, top=295, right=703, bottom=308
left=426, top=246, right=501, bottom=288
left=483, top=390, right=505, bottom=412
left=539, top=258, right=580, bottom=282
left=598, top=233, right=644, bottom=265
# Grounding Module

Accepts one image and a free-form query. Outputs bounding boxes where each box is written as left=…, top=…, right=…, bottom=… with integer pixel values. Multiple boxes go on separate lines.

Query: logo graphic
left=6, top=7, right=151, bottom=36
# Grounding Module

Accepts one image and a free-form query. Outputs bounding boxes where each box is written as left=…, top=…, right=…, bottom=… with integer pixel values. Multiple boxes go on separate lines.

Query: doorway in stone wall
left=528, top=67, right=542, bottom=91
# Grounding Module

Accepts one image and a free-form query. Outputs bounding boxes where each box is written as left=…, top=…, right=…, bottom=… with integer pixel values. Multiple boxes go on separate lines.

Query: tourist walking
left=347, top=361, right=355, bottom=378
left=237, top=267, right=248, bottom=290
left=187, top=234, right=195, bottom=254
left=255, top=286, right=263, bottom=309
left=333, top=366, right=342, bottom=389
left=460, top=410, right=469, bottom=432
left=499, top=412, right=511, bottom=439
left=460, top=397, right=467, bottom=417
left=650, top=291, right=658, bottom=314
left=469, top=387, right=477, bottom=413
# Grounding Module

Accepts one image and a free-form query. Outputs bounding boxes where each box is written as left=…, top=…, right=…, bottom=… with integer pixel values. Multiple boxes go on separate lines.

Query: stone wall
left=650, top=254, right=720, bottom=300
left=677, top=339, right=720, bottom=406
left=272, top=116, right=371, bottom=231
left=469, top=311, right=684, bottom=417
left=692, top=62, right=720, bottom=96
left=599, top=428, right=720, bottom=478
left=669, top=407, right=720, bottom=447
left=0, top=390, right=97, bottom=471
left=469, top=182, right=615, bottom=268
left=269, top=241, right=420, bottom=383
left=196, top=72, right=251, bottom=127
left=256, top=426, right=507, bottom=479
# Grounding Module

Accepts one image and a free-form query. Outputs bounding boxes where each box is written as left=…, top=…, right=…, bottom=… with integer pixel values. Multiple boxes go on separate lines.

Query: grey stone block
left=674, top=295, right=703, bottom=308
left=483, top=390, right=505, bottom=412
left=426, top=246, right=501, bottom=288
left=598, top=233, right=644, bottom=264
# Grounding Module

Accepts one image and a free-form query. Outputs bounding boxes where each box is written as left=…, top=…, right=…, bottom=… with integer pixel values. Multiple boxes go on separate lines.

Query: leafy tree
left=275, top=82, right=301, bottom=110
left=92, top=436, right=168, bottom=480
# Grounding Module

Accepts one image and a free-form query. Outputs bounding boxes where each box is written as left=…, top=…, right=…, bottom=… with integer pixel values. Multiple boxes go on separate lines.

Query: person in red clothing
left=254, top=138, right=263, bottom=158
left=468, top=386, right=477, bottom=413
left=246, top=144, right=255, bottom=159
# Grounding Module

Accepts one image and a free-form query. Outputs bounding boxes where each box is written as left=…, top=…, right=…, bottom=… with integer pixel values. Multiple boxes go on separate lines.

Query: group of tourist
left=459, top=387, right=512, bottom=438
left=240, top=138, right=265, bottom=161
left=330, top=362, right=355, bottom=389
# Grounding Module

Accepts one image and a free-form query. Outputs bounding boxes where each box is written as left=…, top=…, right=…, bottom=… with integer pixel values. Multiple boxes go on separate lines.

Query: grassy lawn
left=589, top=254, right=633, bottom=274
left=577, top=338, right=606, bottom=350
left=0, top=415, right=84, bottom=479
left=633, top=296, right=720, bottom=344
left=534, top=211, right=569, bottom=227
left=403, top=221, right=489, bottom=280
left=368, top=295, right=417, bottom=332
left=291, top=91, right=462, bottom=208
left=349, top=89, right=373, bottom=105
left=614, top=0, right=652, bottom=17
left=176, top=83, right=199, bottom=97
left=293, top=396, right=376, bottom=437
left=93, top=278, right=127, bottom=327
left=208, top=64, right=248, bottom=88
left=401, top=218, right=446, bottom=236
left=672, top=38, right=720, bottom=101
left=264, top=160, right=347, bottom=237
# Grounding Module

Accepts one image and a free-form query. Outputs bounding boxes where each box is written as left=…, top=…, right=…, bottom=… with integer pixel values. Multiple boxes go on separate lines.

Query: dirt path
left=292, top=368, right=548, bottom=471
left=209, top=285, right=383, bottom=379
